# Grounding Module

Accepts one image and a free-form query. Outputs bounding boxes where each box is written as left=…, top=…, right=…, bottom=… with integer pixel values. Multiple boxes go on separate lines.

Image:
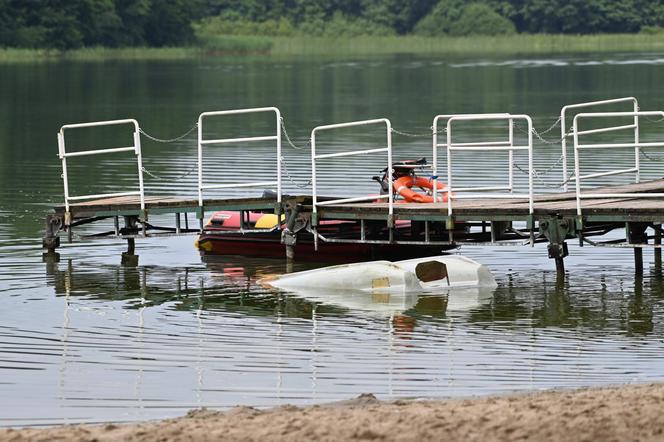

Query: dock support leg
left=627, top=222, right=648, bottom=275
left=654, top=224, right=662, bottom=271
left=121, top=216, right=139, bottom=266
left=122, top=238, right=138, bottom=266
left=539, top=217, right=573, bottom=278
left=42, top=214, right=62, bottom=254
left=282, top=200, right=303, bottom=266
left=635, top=248, right=643, bottom=275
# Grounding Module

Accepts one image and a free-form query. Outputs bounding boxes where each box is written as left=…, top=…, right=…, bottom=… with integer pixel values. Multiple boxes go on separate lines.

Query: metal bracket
left=42, top=214, right=63, bottom=251
left=539, top=216, right=575, bottom=259
left=281, top=229, right=297, bottom=246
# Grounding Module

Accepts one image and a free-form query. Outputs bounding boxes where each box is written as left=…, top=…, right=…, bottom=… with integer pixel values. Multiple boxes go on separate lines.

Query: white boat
left=266, top=255, right=497, bottom=293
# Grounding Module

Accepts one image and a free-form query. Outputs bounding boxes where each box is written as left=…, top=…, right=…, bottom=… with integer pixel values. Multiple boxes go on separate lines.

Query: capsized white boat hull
left=265, top=255, right=497, bottom=293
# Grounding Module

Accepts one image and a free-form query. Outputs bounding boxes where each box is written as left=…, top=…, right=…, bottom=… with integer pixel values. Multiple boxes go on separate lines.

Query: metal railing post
left=197, top=107, right=283, bottom=221
left=133, top=123, right=145, bottom=211
left=634, top=100, right=640, bottom=184
left=508, top=117, right=514, bottom=194
left=57, top=130, right=70, bottom=215
left=386, top=120, right=393, bottom=221
left=197, top=114, right=204, bottom=208
left=446, top=119, right=453, bottom=217
left=573, top=117, right=583, bottom=216
left=561, top=97, right=639, bottom=192
left=442, top=113, right=531, bottom=218
left=561, top=113, right=568, bottom=192
left=310, top=118, right=393, bottom=226
left=572, top=110, right=664, bottom=217
left=58, top=118, right=145, bottom=216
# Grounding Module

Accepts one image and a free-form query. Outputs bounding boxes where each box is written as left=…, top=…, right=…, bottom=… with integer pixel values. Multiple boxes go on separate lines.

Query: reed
left=269, top=34, right=664, bottom=56
left=1, top=33, right=664, bottom=63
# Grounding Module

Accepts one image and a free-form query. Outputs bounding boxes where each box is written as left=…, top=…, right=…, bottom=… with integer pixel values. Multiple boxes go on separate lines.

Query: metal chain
left=280, top=156, right=311, bottom=189
left=391, top=127, right=441, bottom=138
left=537, top=115, right=563, bottom=136
left=141, top=164, right=198, bottom=182
left=514, top=116, right=575, bottom=145
left=139, top=123, right=198, bottom=144
left=512, top=161, right=574, bottom=189
left=533, top=153, right=566, bottom=177
left=640, top=150, right=664, bottom=162
left=280, top=118, right=310, bottom=150
left=644, top=115, right=664, bottom=123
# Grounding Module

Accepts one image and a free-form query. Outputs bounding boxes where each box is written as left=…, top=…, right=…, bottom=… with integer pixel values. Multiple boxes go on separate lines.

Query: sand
left=2, top=383, right=664, bottom=442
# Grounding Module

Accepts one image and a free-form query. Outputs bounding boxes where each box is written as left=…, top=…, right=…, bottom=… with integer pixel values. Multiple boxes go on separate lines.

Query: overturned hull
left=266, top=255, right=497, bottom=293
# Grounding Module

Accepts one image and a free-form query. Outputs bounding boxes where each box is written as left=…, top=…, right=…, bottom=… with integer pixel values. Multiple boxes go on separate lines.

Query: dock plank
left=51, top=178, right=664, bottom=221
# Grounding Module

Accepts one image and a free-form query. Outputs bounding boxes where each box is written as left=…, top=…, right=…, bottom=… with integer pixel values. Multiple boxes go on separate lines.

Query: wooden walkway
left=54, top=179, right=664, bottom=221
left=317, top=179, right=664, bottom=221
left=44, top=179, right=664, bottom=274
left=54, top=195, right=283, bottom=219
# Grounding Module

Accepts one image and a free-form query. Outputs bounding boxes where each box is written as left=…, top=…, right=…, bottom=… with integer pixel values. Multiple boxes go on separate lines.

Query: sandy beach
left=2, top=383, right=663, bottom=441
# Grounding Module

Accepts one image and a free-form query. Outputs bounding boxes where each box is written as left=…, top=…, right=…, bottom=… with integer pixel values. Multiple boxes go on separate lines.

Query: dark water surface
left=2, top=53, right=664, bottom=425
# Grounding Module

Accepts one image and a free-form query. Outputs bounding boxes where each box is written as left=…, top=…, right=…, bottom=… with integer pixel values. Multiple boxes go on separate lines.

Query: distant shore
left=2, top=383, right=663, bottom=441
left=4, top=33, right=664, bottom=63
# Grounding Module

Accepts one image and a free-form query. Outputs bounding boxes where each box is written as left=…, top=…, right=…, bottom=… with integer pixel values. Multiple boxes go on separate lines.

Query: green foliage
left=641, top=26, right=664, bottom=35
left=2, top=0, right=664, bottom=50
left=449, top=3, right=516, bottom=36
left=195, top=12, right=296, bottom=37
left=298, top=11, right=396, bottom=37
left=143, top=0, right=196, bottom=47
left=413, top=0, right=467, bottom=36
left=0, top=0, right=198, bottom=49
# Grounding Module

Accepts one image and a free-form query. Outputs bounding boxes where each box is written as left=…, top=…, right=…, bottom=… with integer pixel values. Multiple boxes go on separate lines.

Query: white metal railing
left=57, top=119, right=144, bottom=216
left=561, top=97, right=638, bottom=191
left=573, top=110, right=664, bottom=216
left=433, top=114, right=534, bottom=216
left=311, top=118, right=393, bottom=216
left=197, top=107, right=282, bottom=207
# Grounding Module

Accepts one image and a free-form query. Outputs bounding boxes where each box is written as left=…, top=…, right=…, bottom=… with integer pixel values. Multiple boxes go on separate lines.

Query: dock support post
left=42, top=214, right=62, bottom=254
left=282, top=200, right=302, bottom=264
left=627, top=222, right=648, bottom=275
left=121, top=237, right=138, bottom=266
left=539, top=217, right=573, bottom=278
left=654, top=224, right=662, bottom=270
left=635, top=247, right=643, bottom=275
left=121, top=216, right=139, bottom=266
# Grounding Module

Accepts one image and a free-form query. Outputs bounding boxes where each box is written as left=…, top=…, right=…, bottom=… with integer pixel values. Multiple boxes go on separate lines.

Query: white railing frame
left=57, top=119, right=144, bottom=215
left=433, top=114, right=533, bottom=216
left=573, top=110, right=664, bottom=216
left=197, top=107, right=282, bottom=207
left=311, top=118, right=393, bottom=218
left=561, top=97, right=639, bottom=191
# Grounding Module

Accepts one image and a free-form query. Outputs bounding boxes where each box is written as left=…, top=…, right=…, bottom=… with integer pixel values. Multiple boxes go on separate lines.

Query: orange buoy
left=393, top=176, right=449, bottom=203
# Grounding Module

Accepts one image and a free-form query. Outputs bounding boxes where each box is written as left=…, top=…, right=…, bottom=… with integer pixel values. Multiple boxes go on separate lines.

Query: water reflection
left=43, top=256, right=664, bottom=335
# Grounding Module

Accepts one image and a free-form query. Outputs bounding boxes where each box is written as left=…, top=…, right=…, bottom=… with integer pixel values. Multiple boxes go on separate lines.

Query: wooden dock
left=318, top=180, right=664, bottom=220
left=44, top=99, right=664, bottom=274
left=43, top=179, right=664, bottom=275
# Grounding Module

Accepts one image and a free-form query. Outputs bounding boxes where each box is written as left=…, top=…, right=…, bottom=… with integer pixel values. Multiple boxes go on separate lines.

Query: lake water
left=2, top=53, right=664, bottom=426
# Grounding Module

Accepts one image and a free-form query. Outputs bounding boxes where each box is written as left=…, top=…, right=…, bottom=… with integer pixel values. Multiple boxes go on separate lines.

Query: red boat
left=195, top=159, right=458, bottom=262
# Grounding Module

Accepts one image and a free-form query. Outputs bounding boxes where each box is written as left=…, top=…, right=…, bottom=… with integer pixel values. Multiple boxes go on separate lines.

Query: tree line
left=3, top=0, right=664, bottom=50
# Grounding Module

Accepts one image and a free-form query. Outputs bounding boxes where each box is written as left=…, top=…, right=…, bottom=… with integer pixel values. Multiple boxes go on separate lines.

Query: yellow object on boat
left=255, top=213, right=285, bottom=229
left=194, top=237, right=213, bottom=252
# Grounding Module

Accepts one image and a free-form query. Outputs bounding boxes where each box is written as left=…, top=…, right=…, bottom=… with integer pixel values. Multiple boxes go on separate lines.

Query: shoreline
left=2, top=383, right=663, bottom=441
left=4, top=34, right=664, bottom=63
